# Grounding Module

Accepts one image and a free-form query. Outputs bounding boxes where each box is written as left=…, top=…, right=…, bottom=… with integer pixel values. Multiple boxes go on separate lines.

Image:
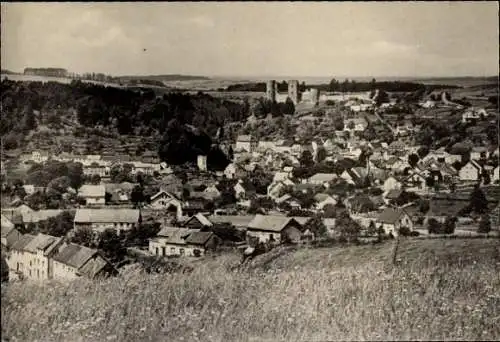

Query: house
left=21, top=210, right=63, bottom=229
left=149, top=227, right=218, bottom=257
left=235, top=135, right=257, bottom=153
left=83, top=163, right=110, bottom=179
left=340, top=168, right=366, bottom=186
left=314, top=194, right=338, bottom=211
left=344, top=118, right=368, bottom=133
left=30, top=151, right=49, bottom=164
left=149, top=190, right=183, bottom=217
left=267, top=179, right=295, bottom=199
left=470, top=147, right=488, bottom=161
left=376, top=208, right=413, bottom=237
left=462, top=107, right=487, bottom=123
left=388, top=141, right=407, bottom=155
left=307, top=173, right=337, bottom=187
left=183, top=213, right=213, bottom=230
left=224, top=163, right=246, bottom=179
left=104, top=182, right=138, bottom=204
left=78, top=185, right=106, bottom=206
left=246, top=215, right=304, bottom=244
left=403, top=172, right=429, bottom=193
left=207, top=215, right=254, bottom=230
left=8, top=233, right=62, bottom=280
left=1, top=215, right=22, bottom=249
left=74, top=209, right=140, bottom=235
left=273, top=172, right=291, bottom=183
left=382, top=176, right=402, bottom=193
left=203, top=185, right=221, bottom=200
left=492, top=166, right=499, bottom=183
left=234, top=180, right=256, bottom=200
left=458, top=160, right=482, bottom=182
left=51, top=242, right=117, bottom=280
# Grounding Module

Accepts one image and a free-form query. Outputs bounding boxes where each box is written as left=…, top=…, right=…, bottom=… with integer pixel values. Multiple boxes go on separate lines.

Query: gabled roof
left=150, top=190, right=178, bottom=202
left=308, top=173, right=337, bottom=183
left=74, top=209, right=140, bottom=223
left=1, top=215, right=15, bottom=234
left=23, top=233, right=60, bottom=254
left=184, top=231, right=214, bottom=246
left=292, top=217, right=312, bottom=226
left=247, top=215, right=301, bottom=232
left=157, top=227, right=191, bottom=245
left=207, top=215, right=254, bottom=228
left=22, top=210, right=63, bottom=224
left=184, top=213, right=213, bottom=227
left=314, top=193, right=335, bottom=203
left=78, top=185, right=105, bottom=198
left=237, top=135, right=254, bottom=142
left=10, top=234, right=36, bottom=251
left=377, top=208, right=407, bottom=224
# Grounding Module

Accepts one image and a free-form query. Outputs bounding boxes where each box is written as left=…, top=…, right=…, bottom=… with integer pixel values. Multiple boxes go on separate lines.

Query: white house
left=30, top=151, right=49, bottom=164
left=458, top=160, right=482, bottom=182
left=149, top=190, right=183, bottom=217
left=235, top=135, right=257, bottom=153
left=51, top=242, right=117, bottom=280
left=314, top=194, right=338, bottom=211
left=74, top=209, right=140, bottom=235
left=344, top=118, right=368, bottom=133
left=149, top=227, right=218, bottom=257
left=246, top=215, right=304, bottom=244
left=492, top=166, right=499, bottom=183
left=382, top=176, right=402, bottom=193
left=8, top=233, right=62, bottom=281
left=78, top=185, right=106, bottom=206
left=376, top=208, right=413, bottom=237
left=470, top=147, right=488, bottom=161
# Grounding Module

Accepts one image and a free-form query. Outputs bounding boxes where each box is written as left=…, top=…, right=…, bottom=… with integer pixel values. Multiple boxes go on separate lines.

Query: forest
left=0, top=79, right=250, bottom=169
left=223, top=79, right=461, bottom=93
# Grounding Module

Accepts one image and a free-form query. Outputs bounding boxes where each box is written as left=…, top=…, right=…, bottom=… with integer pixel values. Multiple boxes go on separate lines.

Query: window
left=180, top=248, right=185, bottom=256
left=171, top=247, right=175, bottom=253
left=162, top=247, right=166, bottom=256
left=156, top=247, right=159, bottom=256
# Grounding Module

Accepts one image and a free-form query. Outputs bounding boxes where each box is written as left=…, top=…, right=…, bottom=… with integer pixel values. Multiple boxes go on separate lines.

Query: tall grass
left=2, top=240, right=500, bottom=341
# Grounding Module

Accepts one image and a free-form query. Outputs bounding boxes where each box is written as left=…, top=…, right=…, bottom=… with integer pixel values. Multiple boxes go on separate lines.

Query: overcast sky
left=1, top=2, right=498, bottom=77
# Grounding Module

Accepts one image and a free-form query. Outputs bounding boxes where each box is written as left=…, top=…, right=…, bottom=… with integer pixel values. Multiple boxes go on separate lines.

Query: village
left=1, top=78, right=499, bottom=283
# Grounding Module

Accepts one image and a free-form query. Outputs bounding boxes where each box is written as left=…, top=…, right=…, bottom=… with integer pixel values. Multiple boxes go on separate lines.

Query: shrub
left=399, top=226, right=412, bottom=237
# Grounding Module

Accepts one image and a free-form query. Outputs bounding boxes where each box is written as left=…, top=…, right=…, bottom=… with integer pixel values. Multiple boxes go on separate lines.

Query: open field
left=2, top=238, right=499, bottom=341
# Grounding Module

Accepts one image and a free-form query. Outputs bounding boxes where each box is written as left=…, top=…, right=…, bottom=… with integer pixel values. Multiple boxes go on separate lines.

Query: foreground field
left=2, top=238, right=500, bottom=341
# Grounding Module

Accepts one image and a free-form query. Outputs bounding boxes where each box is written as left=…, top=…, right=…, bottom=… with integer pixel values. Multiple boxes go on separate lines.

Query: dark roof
left=184, top=231, right=214, bottom=246
left=53, top=243, right=97, bottom=269
left=10, top=234, right=36, bottom=251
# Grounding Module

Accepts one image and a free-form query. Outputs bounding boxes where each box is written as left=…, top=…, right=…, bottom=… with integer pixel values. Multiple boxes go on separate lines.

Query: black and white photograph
left=0, top=2, right=499, bottom=341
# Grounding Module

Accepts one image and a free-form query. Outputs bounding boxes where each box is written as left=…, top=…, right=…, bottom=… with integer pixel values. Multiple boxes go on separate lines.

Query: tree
left=282, top=97, right=295, bottom=115
left=40, top=211, right=75, bottom=237
left=336, top=211, right=360, bottom=242
left=443, top=216, right=456, bottom=234
left=309, top=215, right=327, bottom=238
left=130, top=185, right=145, bottom=208
left=478, top=214, right=491, bottom=233
left=417, top=146, right=429, bottom=159
left=322, top=204, right=336, bottom=218
left=333, top=117, right=344, bottom=131
left=408, top=154, right=420, bottom=168
left=98, top=229, right=126, bottom=262
left=469, top=185, right=488, bottom=214
left=90, top=174, right=101, bottom=185
left=21, top=104, right=37, bottom=132
left=316, top=147, right=327, bottom=163
left=427, top=218, right=442, bottom=234
left=299, top=150, right=314, bottom=168
left=366, top=220, right=377, bottom=236
left=70, top=227, right=94, bottom=247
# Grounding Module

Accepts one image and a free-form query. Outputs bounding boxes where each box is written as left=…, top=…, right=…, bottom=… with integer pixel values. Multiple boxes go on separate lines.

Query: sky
left=1, top=2, right=498, bottom=78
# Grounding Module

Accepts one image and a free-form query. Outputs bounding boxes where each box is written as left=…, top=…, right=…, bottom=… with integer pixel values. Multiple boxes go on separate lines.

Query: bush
left=399, top=226, right=412, bottom=237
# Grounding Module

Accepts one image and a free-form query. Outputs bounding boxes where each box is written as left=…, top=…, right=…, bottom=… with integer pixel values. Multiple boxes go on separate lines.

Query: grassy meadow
left=2, top=238, right=500, bottom=341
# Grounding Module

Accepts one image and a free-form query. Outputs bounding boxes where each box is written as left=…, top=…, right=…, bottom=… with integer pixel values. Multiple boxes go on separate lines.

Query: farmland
left=2, top=238, right=499, bottom=341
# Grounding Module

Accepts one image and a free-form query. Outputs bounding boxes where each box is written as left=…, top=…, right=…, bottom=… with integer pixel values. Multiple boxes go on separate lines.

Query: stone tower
left=288, top=80, right=300, bottom=104
left=266, top=80, right=277, bottom=102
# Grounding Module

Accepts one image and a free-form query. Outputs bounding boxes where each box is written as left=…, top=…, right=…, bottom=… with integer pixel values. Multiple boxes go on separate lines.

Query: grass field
left=2, top=238, right=500, bottom=341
